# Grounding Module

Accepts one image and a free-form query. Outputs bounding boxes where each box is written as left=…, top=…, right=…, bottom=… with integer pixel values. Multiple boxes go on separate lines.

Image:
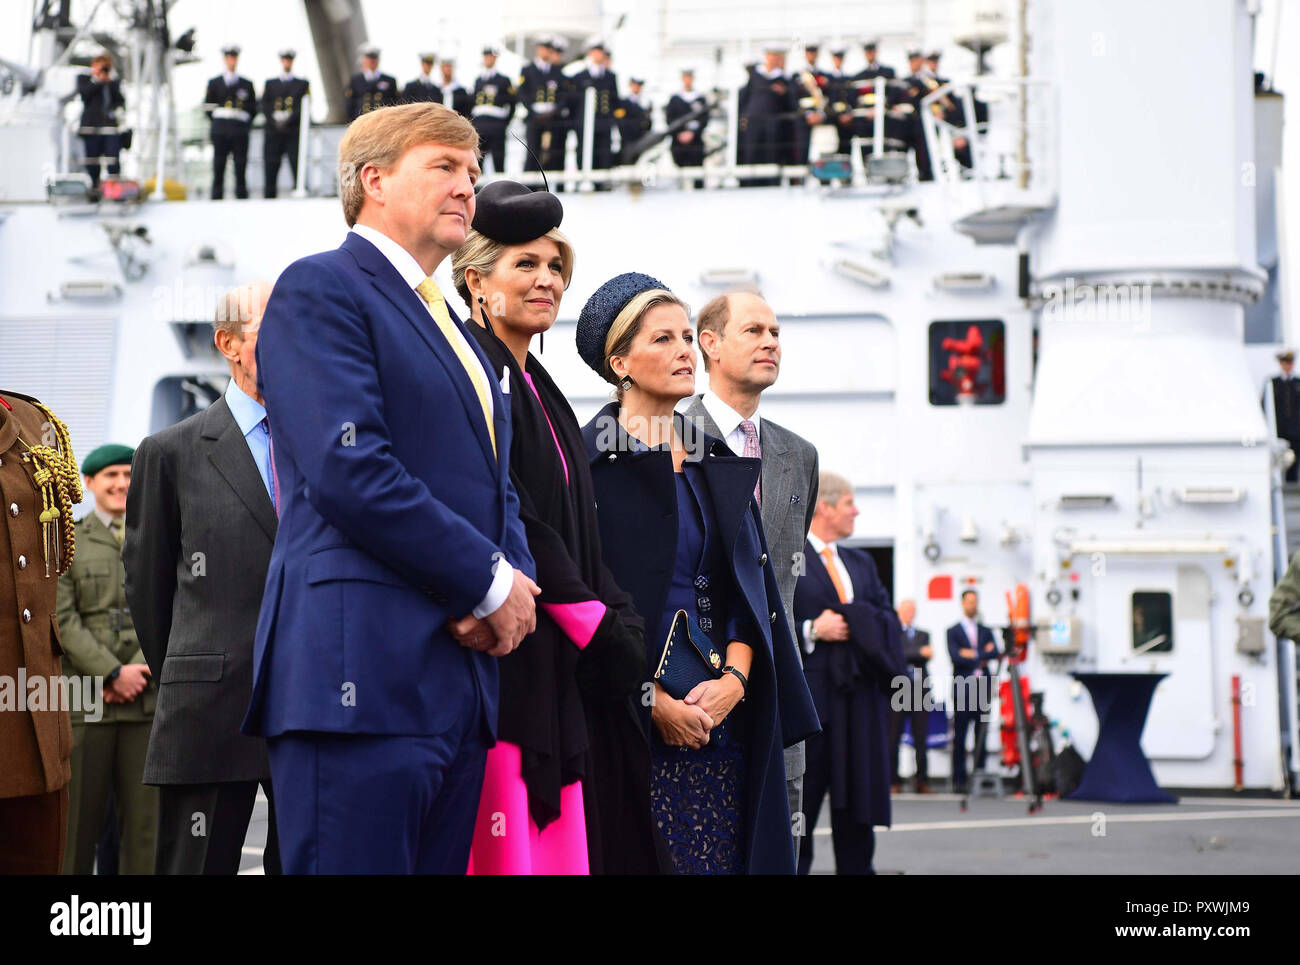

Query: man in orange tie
left=244, top=102, right=539, bottom=873
left=793, top=471, right=903, bottom=874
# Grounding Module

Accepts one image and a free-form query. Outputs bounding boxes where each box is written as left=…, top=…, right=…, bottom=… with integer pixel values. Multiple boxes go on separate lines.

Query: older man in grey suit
left=123, top=283, right=281, bottom=875
left=683, top=290, right=819, bottom=861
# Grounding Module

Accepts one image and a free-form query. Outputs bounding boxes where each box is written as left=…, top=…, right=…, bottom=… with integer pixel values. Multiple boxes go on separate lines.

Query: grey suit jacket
left=682, top=397, right=819, bottom=777
left=123, top=396, right=276, bottom=785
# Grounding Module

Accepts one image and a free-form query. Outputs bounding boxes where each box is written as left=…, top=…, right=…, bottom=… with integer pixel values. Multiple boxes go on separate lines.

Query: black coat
left=401, top=76, right=439, bottom=103
left=471, top=71, right=516, bottom=128
left=468, top=326, right=660, bottom=873
left=204, top=75, right=257, bottom=136
left=518, top=62, right=566, bottom=119
left=76, top=73, right=124, bottom=132
left=1269, top=376, right=1300, bottom=438
left=794, top=543, right=902, bottom=827
left=438, top=83, right=474, bottom=120
left=345, top=72, right=397, bottom=120
left=261, top=76, right=309, bottom=132
left=582, top=402, right=820, bottom=874
left=572, top=68, right=619, bottom=128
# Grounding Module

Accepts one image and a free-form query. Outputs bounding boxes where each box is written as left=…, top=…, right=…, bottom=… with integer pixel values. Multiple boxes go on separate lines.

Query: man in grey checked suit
left=123, top=283, right=281, bottom=874
left=683, top=290, right=819, bottom=862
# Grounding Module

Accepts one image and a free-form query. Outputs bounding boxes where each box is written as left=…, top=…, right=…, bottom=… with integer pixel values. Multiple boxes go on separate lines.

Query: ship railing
left=919, top=76, right=1057, bottom=240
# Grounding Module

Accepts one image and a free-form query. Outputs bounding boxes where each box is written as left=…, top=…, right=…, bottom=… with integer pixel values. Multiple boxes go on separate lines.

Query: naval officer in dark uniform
left=260, top=48, right=309, bottom=198
left=518, top=37, right=568, bottom=174
left=792, top=43, right=827, bottom=167
left=204, top=45, right=257, bottom=200
left=615, top=76, right=651, bottom=164
left=402, top=53, right=439, bottom=103
left=1267, top=350, right=1300, bottom=482
left=345, top=45, right=397, bottom=121
left=739, top=45, right=797, bottom=185
left=571, top=39, right=620, bottom=179
left=472, top=45, right=516, bottom=174
left=436, top=57, right=473, bottom=120
left=665, top=68, right=708, bottom=185
left=825, top=48, right=854, bottom=154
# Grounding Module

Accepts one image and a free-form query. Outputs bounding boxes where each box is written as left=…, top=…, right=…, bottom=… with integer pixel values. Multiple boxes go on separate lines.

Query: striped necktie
left=739, top=419, right=761, bottom=506
left=415, top=277, right=497, bottom=457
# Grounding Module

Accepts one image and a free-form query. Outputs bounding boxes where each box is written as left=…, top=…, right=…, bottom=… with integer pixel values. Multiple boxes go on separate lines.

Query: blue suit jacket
left=947, top=621, right=999, bottom=678
left=242, top=231, right=534, bottom=741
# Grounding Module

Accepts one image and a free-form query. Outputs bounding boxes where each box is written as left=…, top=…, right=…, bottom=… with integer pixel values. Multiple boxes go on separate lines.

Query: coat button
left=8, top=503, right=17, bottom=517
left=608, top=453, right=617, bottom=461
left=759, top=553, right=768, bottom=566
left=769, top=610, right=777, bottom=623
left=21, top=608, right=31, bottom=623
left=17, top=555, right=26, bottom=570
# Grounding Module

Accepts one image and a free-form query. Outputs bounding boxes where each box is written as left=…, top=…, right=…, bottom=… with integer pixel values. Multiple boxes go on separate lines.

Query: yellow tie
left=820, top=547, right=849, bottom=604
left=415, top=277, right=497, bottom=457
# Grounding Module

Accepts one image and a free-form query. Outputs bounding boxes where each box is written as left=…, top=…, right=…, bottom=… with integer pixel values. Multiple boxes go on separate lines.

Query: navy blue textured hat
left=472, top=180, right=563, bottom=244
left=576, top=272, right=669, bottom=378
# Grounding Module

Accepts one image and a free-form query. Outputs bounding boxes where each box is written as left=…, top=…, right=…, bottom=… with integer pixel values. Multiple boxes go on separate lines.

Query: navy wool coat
left=581, top=403, right=820, bottom=874
left=794, top=543, right=903, bottom=827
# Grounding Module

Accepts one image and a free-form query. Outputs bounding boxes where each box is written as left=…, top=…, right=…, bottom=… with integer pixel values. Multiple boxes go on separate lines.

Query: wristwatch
left=722, top=665, right=748, bottom=697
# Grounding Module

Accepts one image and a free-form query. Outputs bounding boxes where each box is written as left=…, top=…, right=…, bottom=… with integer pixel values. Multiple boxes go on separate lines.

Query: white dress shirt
left=698, top=389, right=762, bottom=457
left=801, top=532, right=854, bottom=654
left=348, top=223, right=511, bottom=619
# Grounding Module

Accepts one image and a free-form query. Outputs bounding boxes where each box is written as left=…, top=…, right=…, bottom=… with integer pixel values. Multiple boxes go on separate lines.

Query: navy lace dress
left=649, top=466, right=752, bottom=874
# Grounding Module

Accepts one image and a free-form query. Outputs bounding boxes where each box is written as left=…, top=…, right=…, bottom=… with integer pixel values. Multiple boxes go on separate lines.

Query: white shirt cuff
left=472, top=559, right=514, bottom=619
left=802, top=619, right=815, bottom=655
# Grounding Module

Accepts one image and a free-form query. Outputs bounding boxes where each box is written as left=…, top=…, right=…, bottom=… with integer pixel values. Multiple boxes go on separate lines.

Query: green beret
left=81, top=443, right=134, bottom=477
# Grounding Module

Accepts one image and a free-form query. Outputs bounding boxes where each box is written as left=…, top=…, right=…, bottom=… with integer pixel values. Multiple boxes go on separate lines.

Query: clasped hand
left=102, top=663, right=150, bottom=704
left=445, top=569, right=540, bottom=657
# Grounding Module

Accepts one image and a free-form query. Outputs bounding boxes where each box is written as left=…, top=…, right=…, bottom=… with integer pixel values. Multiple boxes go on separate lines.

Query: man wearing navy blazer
left=947, top=589, right=1000, bottom=791
left=244, top=102, right=539, bottom=874
left=793, top=472, right=903, bottom=874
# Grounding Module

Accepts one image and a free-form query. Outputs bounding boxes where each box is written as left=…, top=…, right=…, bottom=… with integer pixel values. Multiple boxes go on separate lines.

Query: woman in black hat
left=574, top=274, right=819, bottom=874
left=451, top=181, right=659, bottom=874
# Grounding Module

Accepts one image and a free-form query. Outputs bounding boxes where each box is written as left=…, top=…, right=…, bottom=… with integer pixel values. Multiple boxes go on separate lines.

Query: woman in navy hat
left=575, top=274, right=819, bottom=874
left=451, top=182, right=659, bottom=874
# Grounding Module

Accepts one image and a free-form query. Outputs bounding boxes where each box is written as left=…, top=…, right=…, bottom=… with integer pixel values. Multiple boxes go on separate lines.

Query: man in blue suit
left=946, top=589, right=1000, bottom=792
left=244, top=102, right=539, bottom=874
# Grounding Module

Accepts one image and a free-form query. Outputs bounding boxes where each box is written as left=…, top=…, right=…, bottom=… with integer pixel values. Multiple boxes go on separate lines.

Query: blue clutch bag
left=653, top=608, right=724, bottom=701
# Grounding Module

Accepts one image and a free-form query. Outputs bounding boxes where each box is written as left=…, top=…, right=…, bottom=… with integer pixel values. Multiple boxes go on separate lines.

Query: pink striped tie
left=739, top=419, right=761, bottom=506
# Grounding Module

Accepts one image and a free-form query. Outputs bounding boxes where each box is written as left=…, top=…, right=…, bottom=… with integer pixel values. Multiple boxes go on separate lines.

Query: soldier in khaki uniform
left=0, top=391, right=79, bottom=874
left=1268, top=550, right=1300, bottom=641
left=56, top=443, right=158, bottom=874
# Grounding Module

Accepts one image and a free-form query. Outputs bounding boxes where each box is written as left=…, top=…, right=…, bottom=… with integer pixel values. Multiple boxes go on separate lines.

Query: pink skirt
left=467, top=740, right=589, bottom=875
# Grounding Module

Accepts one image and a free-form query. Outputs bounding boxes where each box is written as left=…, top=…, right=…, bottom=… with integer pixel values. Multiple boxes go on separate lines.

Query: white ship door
left=1126, top=564, right=1217, bottom=761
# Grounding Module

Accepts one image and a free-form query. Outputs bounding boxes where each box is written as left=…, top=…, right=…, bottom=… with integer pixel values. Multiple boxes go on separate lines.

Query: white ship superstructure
left=1, top=0, right=1294, bottom=791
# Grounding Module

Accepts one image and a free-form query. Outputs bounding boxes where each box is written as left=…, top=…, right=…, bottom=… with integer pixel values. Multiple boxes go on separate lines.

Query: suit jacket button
left=8, top=503, right=17, bottom=517
left=16, top=555, right=26, bottom=570
left=758, top=553, right=768, bottom=566
left=21, top=608, right=31, bottom=623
